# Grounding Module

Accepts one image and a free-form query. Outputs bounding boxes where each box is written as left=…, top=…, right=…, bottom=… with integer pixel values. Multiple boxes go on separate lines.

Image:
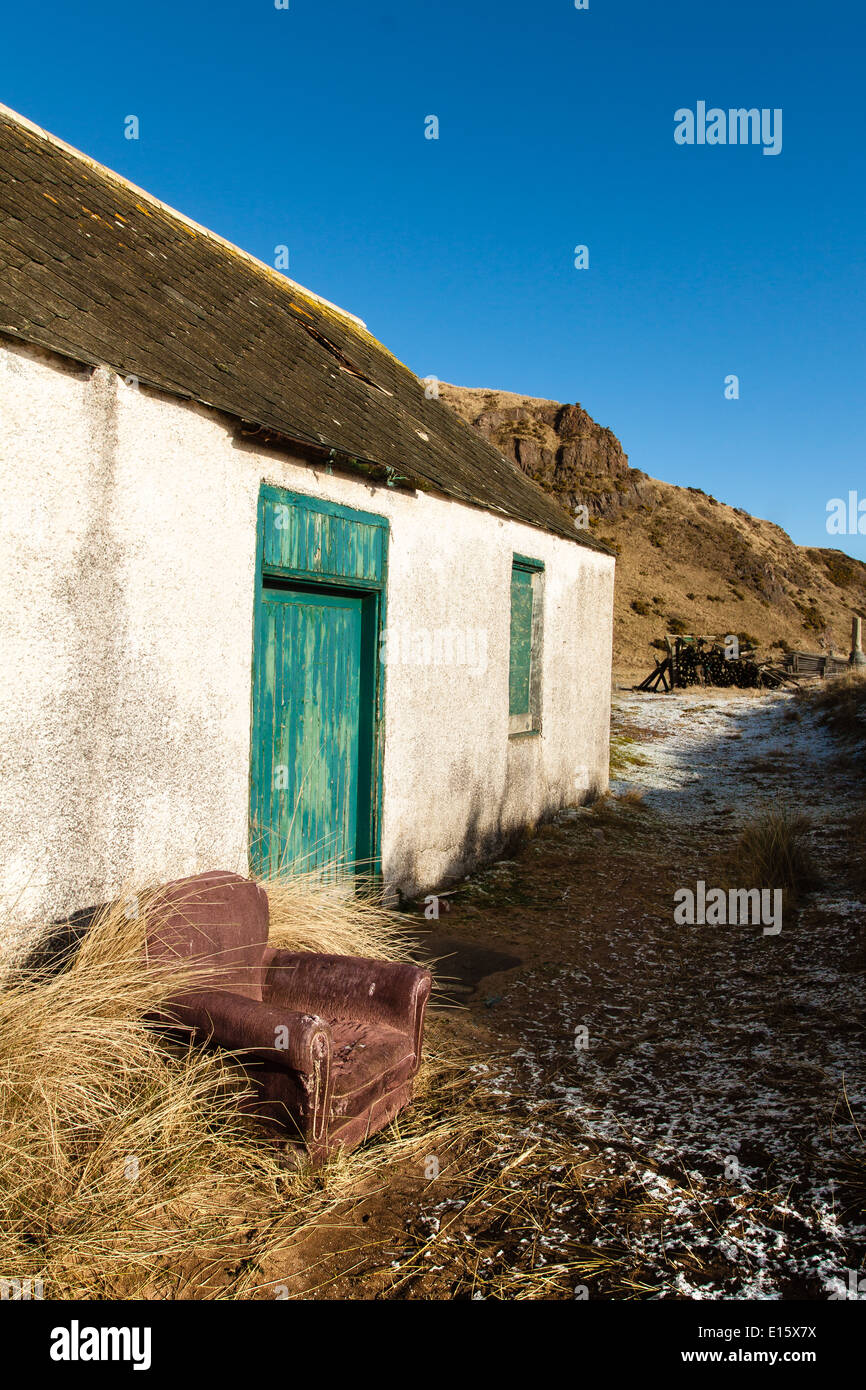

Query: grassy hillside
left=439, top=383, right=866, bottom=681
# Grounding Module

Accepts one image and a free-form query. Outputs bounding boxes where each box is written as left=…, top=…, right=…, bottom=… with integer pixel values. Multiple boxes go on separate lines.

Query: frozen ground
left=440, top=686, right=866, bottom=1298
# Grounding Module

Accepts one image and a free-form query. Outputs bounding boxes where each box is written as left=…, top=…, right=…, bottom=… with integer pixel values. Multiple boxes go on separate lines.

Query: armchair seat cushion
left=328, top=1018, right=417, bottom=1118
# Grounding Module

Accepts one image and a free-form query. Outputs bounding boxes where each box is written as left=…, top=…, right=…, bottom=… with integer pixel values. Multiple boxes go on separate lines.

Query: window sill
left=508, top=728, right=542, bottom=741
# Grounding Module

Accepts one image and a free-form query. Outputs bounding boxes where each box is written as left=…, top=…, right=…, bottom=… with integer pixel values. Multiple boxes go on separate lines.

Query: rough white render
left=0, top=338, right=614, bottom=941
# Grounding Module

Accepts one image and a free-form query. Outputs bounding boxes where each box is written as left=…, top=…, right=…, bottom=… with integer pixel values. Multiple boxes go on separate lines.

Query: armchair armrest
left=160, top=988, right=332, bottom=1075
left=263, top=952, right=432, bottom=1055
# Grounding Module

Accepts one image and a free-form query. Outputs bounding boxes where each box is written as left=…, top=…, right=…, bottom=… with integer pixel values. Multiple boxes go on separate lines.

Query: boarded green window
left=508, top=554, right=544, bottom=735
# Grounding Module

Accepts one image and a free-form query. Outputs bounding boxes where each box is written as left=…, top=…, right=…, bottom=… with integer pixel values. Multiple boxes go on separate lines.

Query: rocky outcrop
left=438, top=385, right=647, bottom=521
left=438, top=382, right=866, bottom=674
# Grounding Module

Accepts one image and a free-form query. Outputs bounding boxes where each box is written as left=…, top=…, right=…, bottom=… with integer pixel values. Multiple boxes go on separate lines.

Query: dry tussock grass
left=723, top=801, right=816, bottom=910
left=614, top=788, right=646, bottom=808
left=796, top=668, right=866, bottom=740
left=0, top=876, right=453, bottom=1299
left=0, top=895, right=286, bottom=1298
left=259, top=869, right=422, bottom=962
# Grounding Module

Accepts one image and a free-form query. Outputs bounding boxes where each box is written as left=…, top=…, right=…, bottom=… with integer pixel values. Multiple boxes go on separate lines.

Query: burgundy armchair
left=145, top=870, right=431, bottom=1157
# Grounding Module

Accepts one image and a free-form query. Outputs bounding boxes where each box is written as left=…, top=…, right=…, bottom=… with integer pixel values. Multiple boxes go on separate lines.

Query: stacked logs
left=636, top=635, right=791, bottom=692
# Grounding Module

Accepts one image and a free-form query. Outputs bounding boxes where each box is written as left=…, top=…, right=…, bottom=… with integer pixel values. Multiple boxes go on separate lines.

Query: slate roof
left=0, top=105, right=609, bottom=552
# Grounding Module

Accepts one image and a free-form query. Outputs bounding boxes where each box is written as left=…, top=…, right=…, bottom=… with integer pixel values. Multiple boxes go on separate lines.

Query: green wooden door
left=251, top=585, right=366, bottom=878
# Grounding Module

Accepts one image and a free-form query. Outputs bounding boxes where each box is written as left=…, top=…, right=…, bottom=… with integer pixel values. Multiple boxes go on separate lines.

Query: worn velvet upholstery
left=147, top=870, right=431, bottom=1155
left=147, top=869, right=270, bottom=1000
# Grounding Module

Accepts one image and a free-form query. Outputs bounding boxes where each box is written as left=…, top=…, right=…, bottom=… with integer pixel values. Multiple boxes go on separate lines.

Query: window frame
left=508, top=553, right=545, bottom=737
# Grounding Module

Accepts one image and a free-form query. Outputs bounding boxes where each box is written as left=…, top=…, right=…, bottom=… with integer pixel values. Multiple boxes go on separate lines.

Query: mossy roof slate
left=0, top=107, right=609, bottom=552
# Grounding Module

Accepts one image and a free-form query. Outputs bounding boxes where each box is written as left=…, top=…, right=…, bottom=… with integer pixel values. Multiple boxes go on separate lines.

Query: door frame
left=249, top=485, right=389, bottom=880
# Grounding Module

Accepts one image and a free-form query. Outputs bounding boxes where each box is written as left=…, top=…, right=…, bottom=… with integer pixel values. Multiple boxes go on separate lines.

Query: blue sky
left=2, top=0, right=864, bottom=557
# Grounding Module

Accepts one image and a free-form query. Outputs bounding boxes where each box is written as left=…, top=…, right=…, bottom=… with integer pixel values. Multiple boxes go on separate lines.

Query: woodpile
left=636, top=634, right=802, bottom=692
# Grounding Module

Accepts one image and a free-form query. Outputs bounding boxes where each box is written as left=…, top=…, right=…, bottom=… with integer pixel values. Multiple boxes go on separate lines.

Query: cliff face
left=440, top=385, right=636, bottom=511
left=438, top=383, right=866, bottom=677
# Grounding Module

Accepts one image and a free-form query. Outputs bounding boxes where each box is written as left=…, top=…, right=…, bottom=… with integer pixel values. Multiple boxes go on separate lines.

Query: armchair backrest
left=146, top=870, right=270, bottom=1001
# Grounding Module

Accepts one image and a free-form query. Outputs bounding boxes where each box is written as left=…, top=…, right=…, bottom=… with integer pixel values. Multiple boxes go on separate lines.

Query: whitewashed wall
left=0, top=338, right=614, bottom=941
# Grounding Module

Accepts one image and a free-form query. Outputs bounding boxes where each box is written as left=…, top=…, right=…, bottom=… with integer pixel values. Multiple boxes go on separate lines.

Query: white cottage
left=0, top=105, right=615, bottom=933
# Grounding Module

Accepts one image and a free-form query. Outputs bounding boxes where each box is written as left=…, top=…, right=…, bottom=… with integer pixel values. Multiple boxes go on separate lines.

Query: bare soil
left=248, top=686, right=865, bottom=1300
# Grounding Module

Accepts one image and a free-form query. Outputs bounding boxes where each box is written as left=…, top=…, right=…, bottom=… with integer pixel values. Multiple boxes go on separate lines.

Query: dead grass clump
left=258, top=869, right=422, bottom=962
left=796, top=669, right=866, bottom=742
left=0, top=894, right=296, bottom=1298
left=723, top=802, right=816, bottom=909
left=587, top=791, right=648, bottom=828
left=615, top=788, right=646, bottom=809
left=586, top=796, right=623, bottom=828
left=0, top=881, right=451, bottom=1299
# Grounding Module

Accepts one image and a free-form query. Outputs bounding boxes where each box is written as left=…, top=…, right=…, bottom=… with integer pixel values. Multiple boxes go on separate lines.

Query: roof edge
left=0, top=324, right=614, bottom=557
left=0, top=102, right=367, bottom=331
left=0, top=106, right=615, bottom=559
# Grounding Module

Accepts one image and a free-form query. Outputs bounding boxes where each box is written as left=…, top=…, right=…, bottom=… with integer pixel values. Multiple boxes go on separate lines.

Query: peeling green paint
left=509, top=566, right=534, bottom=718
left=262, top=489, right=387, bottom=584
left=250, top=487, right=388, bottom=879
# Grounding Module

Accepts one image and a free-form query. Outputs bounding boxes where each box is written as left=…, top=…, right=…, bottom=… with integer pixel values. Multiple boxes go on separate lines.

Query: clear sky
left=2, top=1, right=864, bottom=557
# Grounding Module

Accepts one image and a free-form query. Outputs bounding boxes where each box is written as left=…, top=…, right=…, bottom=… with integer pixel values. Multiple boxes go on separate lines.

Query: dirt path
left=257, top=686, right=864, bottom=1300
left=396, top=686, right=866, bottom=1299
